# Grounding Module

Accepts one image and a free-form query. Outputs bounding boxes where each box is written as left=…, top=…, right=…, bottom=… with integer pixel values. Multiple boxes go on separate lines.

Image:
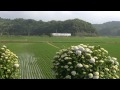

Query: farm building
left=51, top=33, right=71, bottom=36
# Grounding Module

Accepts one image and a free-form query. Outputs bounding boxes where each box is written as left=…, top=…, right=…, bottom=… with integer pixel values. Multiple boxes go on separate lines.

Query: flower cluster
left=0, top=45, right=20, bottom=79
left=52, top=44, right=120, bottom=79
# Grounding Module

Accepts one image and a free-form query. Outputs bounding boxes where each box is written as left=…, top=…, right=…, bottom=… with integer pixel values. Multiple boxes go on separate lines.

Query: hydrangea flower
left=93, top=75, right=99, bottom=79
left=88, top=73, right=93, bottom=78
left=93, top=72, right=99, bottom=76
left=52, top=44, right=120, bottom=79
left=89, top=58, right=95, bottom=63
left=71, top=71, right=76, bottom=76
left=76, top=63, right=83, bottom=68
left=65, top=75, right=71, bottom=79
left=14, top=64, right=19, bottom=68
left=76, top=50, right=82, bottom=56
left=78, top=45, right=85, bottom=51
left=64, top=65, right=69, bottom=69
left=84, top=65, right=89, bottom=69
left=68, top=62, right=72, bottom=65
left=0, top=45, right=20, bottom=79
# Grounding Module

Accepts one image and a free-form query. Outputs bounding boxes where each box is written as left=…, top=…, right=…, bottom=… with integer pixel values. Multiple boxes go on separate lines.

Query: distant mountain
left=93, top=21, right=120, bottom=36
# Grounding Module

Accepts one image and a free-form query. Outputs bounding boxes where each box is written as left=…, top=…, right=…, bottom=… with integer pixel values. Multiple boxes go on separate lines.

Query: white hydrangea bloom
left=100, top=74, right=104, bottom=77
left=71, top=71, right=76, bottom=76
left=114, top=61, right=119, bottom=65
left=100, top=72, right=104, bottom=75
left=101, top=48, right=105, bottom=51
left=110, top=60, right=114, bottom=64
left=93, top=72, right=99, bottom=76
left=89, top=69, right=93, bottom=72
left=2, top=53, right=5, bottom=56
left=76, top=50, right=82, bottom=56
left=67, top=69, right=70, bottom=71
left=56, top=52, right=60, bottom=55
left=114, top=65, right=118, bottom=70
left=116, top=68, right=119, bottom=71
left=104, top=50, right=108, bottom=54
left=7, top=60, right=10, bottom=62
left=65, top=75, right=71, bottom=79
left=82, top=45, right=87, bottom=48
left=84, top=48, right=92, bottom=53
left=80, top=44, right=84, bottom=46
left=78, top=45, right=85, bottom=51
left=112, top=70, right=116, bottom=73
left=73, top=46, right=79, bottom=50
left=98, top=50, right=101, bottom=52
left=85, top=53, right=91, bottom=59
left=14, top=64, right=19, bottom=68
left=3, top=45, right=7, bottom=48
left=88, top=46, right=94, bottom=49
left=71, top=46, right=75, bottom=50
left=93, top=75, right=99, bottom=79
left=64, top=57, right=69, bottom=60
left=105, top=68, right=109, bottom=71
left=99, top=60, right=104, bottom=63
left=54, top=55, right=59, bottom=59
left=88, top=73, right=93, bottom=78
left=1, top=48, right=5, bottom=50
left=61, top=54, right=67, bottom=58
left=83, top=72, right=86, bottom=74
left=84, top=65, right=89, bottom=68
left=111, top=66, right=118, bottom=70
left=112, top=77, right=116, bottom=79
left=89, top=58, right=95, bottom=63
left=115, top=75, right=119, bottom=79
left=112, top=57, right=117, bottom=61
left=68, top=62, right=72, bottom=65
left=64, top=65, right=69, bottom=69
left=76, top=63, right=83, bottom=68
left=68, top=51, right=73, bottom=54
left=5, top=57, right=8, bottom=59
left=94, top=57, right=98, bottom=59
left=7, top=69, right=10, bottom=72
left=53, top=44, right=120, bottom=79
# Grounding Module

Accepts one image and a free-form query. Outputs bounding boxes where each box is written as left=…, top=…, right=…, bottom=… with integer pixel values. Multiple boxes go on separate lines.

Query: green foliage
left=93, top=21, right=120, bottom=36
left=52, top=44, right=120, bottom=79
left=0, top=45, right=20, bottom=79
left=0, top=17, right=96, bottom=36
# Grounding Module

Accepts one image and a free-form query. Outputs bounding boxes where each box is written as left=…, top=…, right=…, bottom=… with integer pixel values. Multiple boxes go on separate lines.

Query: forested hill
left=93, top=21, right=120, bottom=36
left=0, top=17, right=96, bottom=36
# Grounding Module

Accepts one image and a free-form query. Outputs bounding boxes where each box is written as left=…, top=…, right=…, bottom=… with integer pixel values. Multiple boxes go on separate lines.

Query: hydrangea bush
left=0, top=45, right=20, bottom=79
left=52, top=44, right=120, bottom=79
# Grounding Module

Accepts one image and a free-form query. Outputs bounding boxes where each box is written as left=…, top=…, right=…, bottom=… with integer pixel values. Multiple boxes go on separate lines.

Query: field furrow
left=1, top=36, right=120, bottom=79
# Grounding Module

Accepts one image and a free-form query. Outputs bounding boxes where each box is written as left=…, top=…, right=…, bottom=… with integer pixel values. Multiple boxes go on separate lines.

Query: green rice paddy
left=0, top=36, right=120, bottom=79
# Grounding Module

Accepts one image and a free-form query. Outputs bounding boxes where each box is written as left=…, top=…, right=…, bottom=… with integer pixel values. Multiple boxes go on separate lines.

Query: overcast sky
left=0, top=11, right=120, bottom=24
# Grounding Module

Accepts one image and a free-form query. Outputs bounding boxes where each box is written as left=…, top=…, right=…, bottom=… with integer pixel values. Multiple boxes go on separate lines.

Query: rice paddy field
left=0, top=36, right=120, bottom=79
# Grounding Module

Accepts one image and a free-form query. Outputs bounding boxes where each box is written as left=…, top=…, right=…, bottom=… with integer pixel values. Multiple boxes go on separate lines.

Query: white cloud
left=0, top=11, right=120, bottom=24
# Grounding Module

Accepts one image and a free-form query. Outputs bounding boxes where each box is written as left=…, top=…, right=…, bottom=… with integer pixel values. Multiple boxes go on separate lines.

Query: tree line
left=0, top=17, right=97, bottom=36
left=93, top=21, right=120, bottom=36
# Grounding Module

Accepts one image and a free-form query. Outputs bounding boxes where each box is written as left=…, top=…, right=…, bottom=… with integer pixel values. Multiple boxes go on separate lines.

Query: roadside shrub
left=52, top=44, right=119, bottom=79
left=0, top=45, right=20, bottom=79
